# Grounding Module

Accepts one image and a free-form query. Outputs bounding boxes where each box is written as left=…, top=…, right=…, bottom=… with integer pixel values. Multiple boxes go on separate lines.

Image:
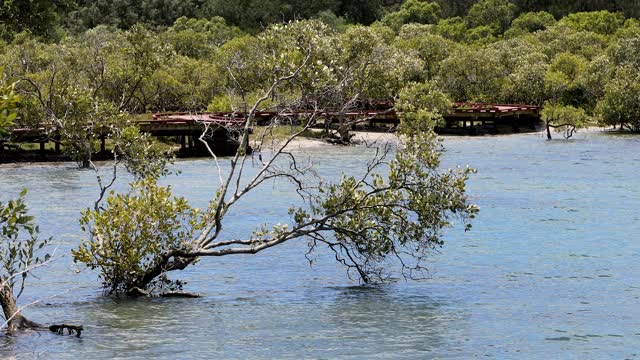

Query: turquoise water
left=0, top=131, right=638, bottom=359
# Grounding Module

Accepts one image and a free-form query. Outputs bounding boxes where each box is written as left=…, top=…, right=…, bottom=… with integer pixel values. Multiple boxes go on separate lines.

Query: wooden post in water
left=511, top=115, right=520, bottom=133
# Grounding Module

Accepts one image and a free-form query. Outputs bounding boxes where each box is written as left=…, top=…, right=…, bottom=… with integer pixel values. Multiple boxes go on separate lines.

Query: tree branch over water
left=72, top=21, right=478, bottom=296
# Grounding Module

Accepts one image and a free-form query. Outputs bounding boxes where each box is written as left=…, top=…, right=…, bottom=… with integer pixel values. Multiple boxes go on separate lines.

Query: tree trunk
left=546, top=122, right=552, bottom=140
left=336, top=113, right=352, bottom=144
left=337, top=125, right=351, bottom=144
left=0, top=278, right=84, bottom=335
left=0, top=281, right=41, bottom=333
left=127, top=255, right=195, bottom=296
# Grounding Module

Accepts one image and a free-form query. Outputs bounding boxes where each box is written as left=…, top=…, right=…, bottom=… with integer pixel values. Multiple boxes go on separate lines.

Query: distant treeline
left=1, top=0, right=639, bottom=40
left=435, top=0, right=639, bottom=19
left=3, top=0, right=640, bottom=141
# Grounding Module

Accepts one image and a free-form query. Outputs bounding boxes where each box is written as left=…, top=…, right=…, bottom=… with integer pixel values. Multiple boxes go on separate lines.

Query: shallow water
left=0, top=131, right=638, bottom=359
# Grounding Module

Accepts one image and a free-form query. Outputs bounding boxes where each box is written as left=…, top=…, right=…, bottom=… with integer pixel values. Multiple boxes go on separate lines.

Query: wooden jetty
left=443, top=103, right=542, bottom=134
left=139, top=113, right=246, bottom=156
left=3, top=102, right=541, bottom=158
left=151, top=102, right=541, bottom=134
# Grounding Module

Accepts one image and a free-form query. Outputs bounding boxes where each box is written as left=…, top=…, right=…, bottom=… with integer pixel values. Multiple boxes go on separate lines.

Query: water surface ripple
left=0, top=132, right=638, bottom=359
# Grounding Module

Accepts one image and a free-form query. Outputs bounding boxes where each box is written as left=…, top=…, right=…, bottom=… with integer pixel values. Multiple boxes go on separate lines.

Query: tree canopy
left=2, top=0, right=640, bottom=40
left=3, top=1, right=638, bottom=132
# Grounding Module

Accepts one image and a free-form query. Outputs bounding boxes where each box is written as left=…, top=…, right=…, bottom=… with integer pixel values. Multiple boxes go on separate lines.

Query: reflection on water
left=0, top=132, right=639, bottom=359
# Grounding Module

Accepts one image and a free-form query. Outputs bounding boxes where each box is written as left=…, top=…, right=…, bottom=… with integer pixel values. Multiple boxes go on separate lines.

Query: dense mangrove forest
left=0, top=0, right=639, bottom=358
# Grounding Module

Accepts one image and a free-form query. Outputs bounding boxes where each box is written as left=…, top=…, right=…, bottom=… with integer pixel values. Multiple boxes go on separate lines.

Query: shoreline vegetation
left=3, top=3, right=640, bottom=170
left=0, top=125, right=624, bottom=166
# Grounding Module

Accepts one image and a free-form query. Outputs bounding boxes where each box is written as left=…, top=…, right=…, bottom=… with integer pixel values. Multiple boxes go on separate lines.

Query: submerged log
left=49, top=324, right=84, bottom=337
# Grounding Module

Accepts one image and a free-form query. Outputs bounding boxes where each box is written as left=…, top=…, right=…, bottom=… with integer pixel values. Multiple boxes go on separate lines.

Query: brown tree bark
left=0, top=279, right=83, bottom=335
left=0, top=281, right=42, bottom=333
left=127, top=254, right=195, bottom=296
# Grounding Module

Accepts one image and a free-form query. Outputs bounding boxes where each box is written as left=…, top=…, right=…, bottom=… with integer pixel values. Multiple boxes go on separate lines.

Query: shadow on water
left=318, top=285, right=466, bottom=357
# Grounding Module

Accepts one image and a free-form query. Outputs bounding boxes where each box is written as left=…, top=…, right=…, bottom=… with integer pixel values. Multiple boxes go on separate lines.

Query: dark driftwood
left=159, top=291, right=202, bottom=298
left=49, top=324, right=84, bottom=337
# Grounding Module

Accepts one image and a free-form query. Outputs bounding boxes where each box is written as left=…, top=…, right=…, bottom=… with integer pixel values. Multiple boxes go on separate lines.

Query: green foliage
left=0, top=189, right=51, bottom=296
left=207, top=94, right=234, bottom=112
left=614, top=18, right=640, bottom=40
left=396, top=81, right=452, bottom=132
left=331, top=24, right=418, bottom=99
left=3, top=0, right=640, bottom=40
left=544, top=52, right=589, bottom=106
left=577, top=55, right=613, bottom=109
left=101, top=24, right=171, bottom=112
left=541, top=101, right=588, bottom=138
left=300, top=128, right=477, bottom=283
left=513, top=0, right=636, bottom=20
left=438, top=46, right=506, bottom=102
left=115, top=126, right=172, bottom=179
left=502, top=52, right=549, bottom=106
left=0, top=0, right=71, bottom=41
left=597, top=66, right=640, bottom=131
left=198, top=0, right=388, bottom=31
left=608, top=35, right=640, bottom=71
left=394, top=25, right=455, bottom=80
left=1, top=3, right=633, bottom=128
left=0, top=80, right=20, bottom=138
left=505, top=11, right=556, bottom=38
left=466, top=25, right=497, bottom=44
left=67, top=0, right=202, bottom=31
left=466, top=0, right=517, bottom=35
left=382, top=0, right=442, bottom=31
left=166, top=16, right=243, bottom=59
left=401, top=0, right=442, bottom=24
left=73, top=178, right=204, bottom=295
left=559, top=11, right=625, bottom=35
left=314, top=10, right=348, bottom=31
left=58, top=90, right=127, bottom=166
left=434, top=17, right=467, bottom=42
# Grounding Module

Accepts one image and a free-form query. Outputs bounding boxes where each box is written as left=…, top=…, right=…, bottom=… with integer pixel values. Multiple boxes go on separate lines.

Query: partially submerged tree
left=0, top=190, right=83, bottom=336
left=0, top=85, right=84, bottom=335
left=73, top=21, right=478, bottom=296
left=541, top=102, right=588, bottom=139
left=0, top=190, right=51, bottom=332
